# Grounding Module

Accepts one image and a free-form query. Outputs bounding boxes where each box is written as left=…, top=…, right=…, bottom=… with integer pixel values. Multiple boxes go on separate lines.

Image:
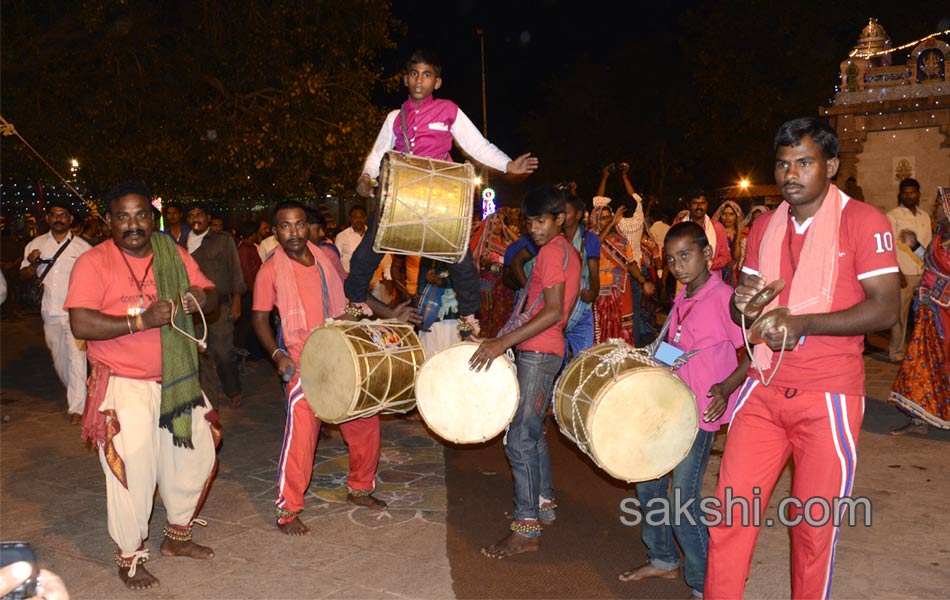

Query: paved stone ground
left=2, top=314, right=949, bottom=599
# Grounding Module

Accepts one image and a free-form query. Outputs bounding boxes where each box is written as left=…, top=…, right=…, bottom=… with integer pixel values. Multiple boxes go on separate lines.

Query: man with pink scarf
left=706, top=118, right=899, bottom=599
left=252, top=201, right=386, bottom=537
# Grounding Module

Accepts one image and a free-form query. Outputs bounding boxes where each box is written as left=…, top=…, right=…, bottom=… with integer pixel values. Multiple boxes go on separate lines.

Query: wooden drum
left=299, top=320, right=426, bottom=423
left=374, top=151, right=475, bottom=263
left=553, top=340, right=698, bottom=483
left=414, top=342, right=519, bottom=444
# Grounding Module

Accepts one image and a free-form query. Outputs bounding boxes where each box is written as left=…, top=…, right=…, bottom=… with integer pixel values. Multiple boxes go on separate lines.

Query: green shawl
left=151, top=233, right=203, bottom=448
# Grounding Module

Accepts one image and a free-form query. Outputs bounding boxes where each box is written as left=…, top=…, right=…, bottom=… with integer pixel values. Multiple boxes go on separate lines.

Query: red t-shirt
left=516, top=235, right=581, bottom=357
left=741, top=198, right=898, bottom=395
left=64, top=240, right=215, bottom=381
left=253, top=253, right=346, bottom=362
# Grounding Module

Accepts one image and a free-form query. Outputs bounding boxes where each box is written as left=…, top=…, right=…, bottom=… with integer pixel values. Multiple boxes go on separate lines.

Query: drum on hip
left=553, top=340, right=698, bottom=483
left=299, top=320, right=426, bottom=423
left=374, top=151, right=475, bottom=264
left=414, top=342, right=519, bottom=444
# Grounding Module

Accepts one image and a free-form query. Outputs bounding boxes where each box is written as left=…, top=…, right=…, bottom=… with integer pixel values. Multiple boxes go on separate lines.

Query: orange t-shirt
left=64, top=240, right=215, bottom=381
left=253, top=252, right=346, bottom=362
left=516, top=235, right=581, bottom=357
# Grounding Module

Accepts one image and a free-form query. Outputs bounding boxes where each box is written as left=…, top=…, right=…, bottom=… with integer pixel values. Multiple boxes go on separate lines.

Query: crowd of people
left=0, top=48, right=946, bottom=600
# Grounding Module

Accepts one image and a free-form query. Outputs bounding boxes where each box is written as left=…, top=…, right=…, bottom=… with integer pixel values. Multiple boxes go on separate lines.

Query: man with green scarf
left=66, top=181, right=220, bottom=591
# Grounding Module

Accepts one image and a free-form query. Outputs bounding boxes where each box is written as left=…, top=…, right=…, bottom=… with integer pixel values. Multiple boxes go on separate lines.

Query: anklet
left=347, top=487, right=373, bottom=497
left=510, top=519, right=542, bottom=535
left=275, top=506, right=302, bottom=524
left=115, top=547, right=150, bottom=577
left=539, top=498, right=558, bottom=511
left=163, top=522, right=193, bottom=542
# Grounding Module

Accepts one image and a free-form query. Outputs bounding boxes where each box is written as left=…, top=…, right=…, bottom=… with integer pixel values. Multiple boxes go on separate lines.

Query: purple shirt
left=666, top=276, right=744, bottom=431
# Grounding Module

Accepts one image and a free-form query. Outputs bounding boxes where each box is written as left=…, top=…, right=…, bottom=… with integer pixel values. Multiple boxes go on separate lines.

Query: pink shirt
left=666, top=276, right=744, bottom=431
left=516, top=235, right=581, bottom=357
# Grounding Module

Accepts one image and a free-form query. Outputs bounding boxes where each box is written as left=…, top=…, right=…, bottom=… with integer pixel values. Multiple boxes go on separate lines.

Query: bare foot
left=69, top=413, right=82, bottom=425
left=618, top=562, right=680, bottom=582
left=480, top=531, right=540, bottom=559
left=277, top=518, right=310, bottom=536
left=347, top=493, right=387, bottom=510
left=160, top=538, right=214, bottom=559
left=890, top=421, right=929, bottom=436
left=230, top=393, right=242, bottom=408
left=119, top=564, right=160, bottom=590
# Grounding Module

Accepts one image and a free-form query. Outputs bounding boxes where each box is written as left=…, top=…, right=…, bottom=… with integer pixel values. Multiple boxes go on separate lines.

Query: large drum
left=553, top=340, right=698, bottom=483
left=414, top=342, right=519, bottom=444
left=374, top=151, right=475, bottom=263
left=299, top=320, right=426, bottom=423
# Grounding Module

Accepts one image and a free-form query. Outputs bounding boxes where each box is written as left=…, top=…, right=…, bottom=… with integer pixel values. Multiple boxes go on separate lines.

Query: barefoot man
left=66, top=181, right=221, bottom=590
left=253, top=201, right=387, bottom=536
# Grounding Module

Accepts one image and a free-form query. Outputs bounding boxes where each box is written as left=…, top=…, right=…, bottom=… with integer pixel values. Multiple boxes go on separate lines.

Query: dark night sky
left=381, top=1, right=946, bottom=190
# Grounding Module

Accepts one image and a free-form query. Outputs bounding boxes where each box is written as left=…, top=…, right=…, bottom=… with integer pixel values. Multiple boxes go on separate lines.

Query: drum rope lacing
left=558, top=339, right=662, bottom=461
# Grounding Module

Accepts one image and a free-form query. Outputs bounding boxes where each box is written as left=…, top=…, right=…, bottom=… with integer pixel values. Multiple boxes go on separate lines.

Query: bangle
left=126, top=314, right=134, bottom=334
left=135, top=313, right=144, bottom=332
left=271, top=348, right=287, bottom=361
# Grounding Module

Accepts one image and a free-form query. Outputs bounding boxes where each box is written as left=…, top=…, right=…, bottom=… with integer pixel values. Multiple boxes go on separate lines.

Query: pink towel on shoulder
left=752, top=185, right=844, bottom=369
left=273, top=241, right=346, bottom=354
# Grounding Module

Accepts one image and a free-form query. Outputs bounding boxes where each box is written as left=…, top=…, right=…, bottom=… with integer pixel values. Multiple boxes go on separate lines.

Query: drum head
left=589, top=368, right=698, bottom=483
left=415, top=342, right=519, bottom=444
left=300, top=326, right=359, bottom=423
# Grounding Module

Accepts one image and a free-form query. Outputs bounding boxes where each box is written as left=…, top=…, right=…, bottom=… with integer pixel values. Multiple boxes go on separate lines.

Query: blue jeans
left=506, top=350, right=563, bottom=537
left=635, top=428, right=715, bottom=595
left=564, top=308, right=595, bottom=365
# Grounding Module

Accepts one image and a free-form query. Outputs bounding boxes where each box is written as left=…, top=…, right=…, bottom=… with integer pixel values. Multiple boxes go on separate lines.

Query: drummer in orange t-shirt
left=252, top=200, right=387, bottom=536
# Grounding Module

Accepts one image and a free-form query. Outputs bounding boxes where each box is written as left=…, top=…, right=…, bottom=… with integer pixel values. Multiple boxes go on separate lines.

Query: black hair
left=163, top=201, right=183, bottom=213
left=773, top=117, right=839, bottom=159
left=846, top=176, right=857, bottom=184
left=45, top=198, right=75, bottom=214
left=898, top=177, right=920, bottom=192
left=237, top=220, right=259, bottom=239
left=305, top=206, right=327, bottom=227
left=349, top=204, right=367, bottom=216
left=522, top=186, right=567, bottom=219
left=566, top=193, right=586, bottom=213
left=104, top=180, right=153, bottom=213
left=664, top=221, right=709, bottom=249
left=271, top=200, right=308, bottom=225
left=406, top=50, right=442, bottom=77
left=685, top=188, right=706, bottom=202
left=184, top=202, right=213, bottom=218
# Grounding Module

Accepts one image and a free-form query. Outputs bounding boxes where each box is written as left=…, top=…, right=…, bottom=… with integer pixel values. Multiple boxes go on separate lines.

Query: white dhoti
left=98, top=376, right=215, bottom=557
left=420, top=320, right=461, bottom=358
left=42, top=313, right=87, bottom=414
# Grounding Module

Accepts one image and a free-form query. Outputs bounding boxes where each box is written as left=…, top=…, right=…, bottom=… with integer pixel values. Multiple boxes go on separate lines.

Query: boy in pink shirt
left=619, top=221, right=748, bottom=597
left=469, top=186, right=581, bottom=559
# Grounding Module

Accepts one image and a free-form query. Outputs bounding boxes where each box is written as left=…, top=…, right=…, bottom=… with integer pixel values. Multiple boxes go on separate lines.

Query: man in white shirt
left=20, top=201, right=92, bottom=422
left=335, top=205, right=369, bottom=273
left=886, top=178, right=933, bottom=362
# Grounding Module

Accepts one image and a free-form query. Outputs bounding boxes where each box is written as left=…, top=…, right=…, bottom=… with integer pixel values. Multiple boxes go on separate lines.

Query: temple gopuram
left=822, top=19, right=949, bottom=213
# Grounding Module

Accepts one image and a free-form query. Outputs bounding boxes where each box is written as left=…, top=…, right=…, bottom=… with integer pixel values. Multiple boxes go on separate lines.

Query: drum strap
left=399, top=108, right=412, bottom=155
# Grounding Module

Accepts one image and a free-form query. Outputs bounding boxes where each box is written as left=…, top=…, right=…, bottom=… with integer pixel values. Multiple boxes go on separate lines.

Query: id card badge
left=654, top=341, right=685, bottom=367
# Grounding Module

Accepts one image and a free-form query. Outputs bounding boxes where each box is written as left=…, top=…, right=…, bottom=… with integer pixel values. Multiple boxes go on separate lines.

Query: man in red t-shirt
left=65, top=182, right=219, bottom=591
left=706, top=118, right=900, bottom=599
left=469, top=186, right=581, bottom=559
left=252, top=201, right=386, bottom=537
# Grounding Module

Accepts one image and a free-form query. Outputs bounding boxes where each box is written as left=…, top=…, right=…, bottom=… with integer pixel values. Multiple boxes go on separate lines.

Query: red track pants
left=275, top=376, right=381, bottom=522
left=706, top=379, right=864, bottom=599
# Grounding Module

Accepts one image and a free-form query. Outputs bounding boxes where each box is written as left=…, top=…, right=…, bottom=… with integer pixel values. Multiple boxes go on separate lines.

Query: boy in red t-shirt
left=469, top=186, right=581, bottom=559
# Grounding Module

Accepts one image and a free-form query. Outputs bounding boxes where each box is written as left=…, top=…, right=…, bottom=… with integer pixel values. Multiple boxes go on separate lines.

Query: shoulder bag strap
left=399, top=108, right=412, bottom=155
left=36, top=237, right=72, bottom=284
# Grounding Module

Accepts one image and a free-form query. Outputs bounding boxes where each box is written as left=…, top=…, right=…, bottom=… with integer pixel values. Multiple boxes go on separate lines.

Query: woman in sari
left=890, top=192, right=950, bottom=434
left=712, top=200, right=744, bottom=287
left=591, top=198, right=637, bottom=344
left=471, top=212, right=518, bottom=337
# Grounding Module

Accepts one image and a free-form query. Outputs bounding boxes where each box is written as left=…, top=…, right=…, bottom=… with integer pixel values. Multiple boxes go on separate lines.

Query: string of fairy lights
left=849, top=28, right=950, bottom=59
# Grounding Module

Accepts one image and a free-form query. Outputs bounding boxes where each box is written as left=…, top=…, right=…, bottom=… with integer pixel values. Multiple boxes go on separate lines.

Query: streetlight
left=739, top=179, right=750, bottom=189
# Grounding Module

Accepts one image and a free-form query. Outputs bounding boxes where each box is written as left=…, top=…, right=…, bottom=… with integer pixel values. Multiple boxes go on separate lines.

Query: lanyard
left=672, top=301, right=697, bottom=344
left=120, top=250, right=154, bottom=309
